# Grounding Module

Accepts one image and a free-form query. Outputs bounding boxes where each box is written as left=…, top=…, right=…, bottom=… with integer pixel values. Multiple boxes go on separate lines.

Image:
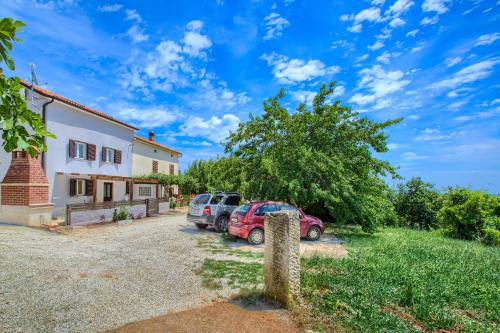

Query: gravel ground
left=0, top=215, right=239, bottom=333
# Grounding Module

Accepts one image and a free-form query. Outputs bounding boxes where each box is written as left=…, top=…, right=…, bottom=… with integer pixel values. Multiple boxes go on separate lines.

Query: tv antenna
left=29, top=63, right=39, bottom=86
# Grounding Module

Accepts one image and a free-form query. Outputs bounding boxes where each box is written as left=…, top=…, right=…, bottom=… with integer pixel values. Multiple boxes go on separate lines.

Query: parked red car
left=227, top=201, right=325, bottom=245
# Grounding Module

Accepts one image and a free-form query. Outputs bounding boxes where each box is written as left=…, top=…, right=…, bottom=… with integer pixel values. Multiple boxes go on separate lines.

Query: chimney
left=149, top=131, right=155, bottom=142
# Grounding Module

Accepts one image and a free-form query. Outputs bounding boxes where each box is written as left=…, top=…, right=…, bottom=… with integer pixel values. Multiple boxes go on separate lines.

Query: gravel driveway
left=0, top=215, right=237, bottom=333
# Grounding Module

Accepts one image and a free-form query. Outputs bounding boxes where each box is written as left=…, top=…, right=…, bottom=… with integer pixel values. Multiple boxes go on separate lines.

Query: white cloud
left=359, top=66, right=410, bottom=96
left=116, top=104, right=182, bottom=128
left=386, top=0, right=414, bottom=17
left=420, top=16, right=439, bottom=25
left=430, top=59, right=500, bottom=89
left=291, top=90, right=316, bottom=104
left=179, top=114, right=241, bottom=143
left=389, top=17, right=406, bottom=28
left=401, top=152, right=429, bottom=161
left=126, top=25, right=149, bottom=43
left=372, top=0, right=385, bottom=5
left=349, top=93, right=376, bottom=105
left=97, top=4, right=123, bottom=12
left=356, top=54, right=369, bottom=62
left=372, top=98, right=393, bottom=110
left=182, top=20, right=212, bottom=58
left=453, top=107, right=500, bottom=122
left=448, top=100, right=468, bottom=110
left=387, top=143, right=399, bottom=149
left=410, top=42, right=425, bottom=53
left=334, top=85, right=345, bottom=96
left=348, top=24, right=363, bottom=33
left=185, top=79, right=251, bottom=111
left=342, top=7, right=383, bottom=33
left=125, top=9, right=142, bottom=23
left=415, top=128, right=464, bottom=141
left=376, top=51, right=400, bottom=64
left=355, top=7, right=382, bottom=23
left=406, top=29, right=419, bottom=37
left=474, top=33, right=500, bottom=46
left=445, top=57, right=462, bottom=67
left=263, top=12, right=290, bottom=40
left=422, top=0, right=452, bottom=14
left=260, top=53, right=340, bottom=84
left=368, top=40, right=384, bottom=51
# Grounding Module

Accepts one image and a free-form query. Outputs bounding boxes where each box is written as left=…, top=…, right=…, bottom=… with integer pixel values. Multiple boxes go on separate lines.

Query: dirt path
left=103, top=302, right=298, bottom=333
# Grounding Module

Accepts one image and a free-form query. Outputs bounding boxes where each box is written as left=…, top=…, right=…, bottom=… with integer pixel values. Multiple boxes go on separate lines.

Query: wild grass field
left=301, top=227, right=500, bottom=332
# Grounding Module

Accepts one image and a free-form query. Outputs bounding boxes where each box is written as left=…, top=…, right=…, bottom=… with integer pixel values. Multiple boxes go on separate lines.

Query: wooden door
left=103, top=182, right=113, bottom=202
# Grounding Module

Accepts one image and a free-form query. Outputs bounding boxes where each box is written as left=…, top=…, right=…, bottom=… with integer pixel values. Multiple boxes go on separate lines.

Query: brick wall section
left=1, top=151, right=50, bottom=206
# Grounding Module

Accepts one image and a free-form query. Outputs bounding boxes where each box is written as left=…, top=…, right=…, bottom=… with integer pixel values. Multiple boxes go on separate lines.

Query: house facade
left=0, top=82, right=182, bottom=219
left=132, top=132, right=182, bottom=197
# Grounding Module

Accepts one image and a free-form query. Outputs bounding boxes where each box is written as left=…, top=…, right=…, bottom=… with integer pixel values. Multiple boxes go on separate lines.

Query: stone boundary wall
left=264, top=210, right=300, bottom=307
left=69, top=204, right=146, bottom=225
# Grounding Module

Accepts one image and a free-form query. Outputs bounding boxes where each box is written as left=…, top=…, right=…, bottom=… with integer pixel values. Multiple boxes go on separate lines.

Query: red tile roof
left=20, top=80, right=138, bottom=130
left=134, top=135, right=182, bottom=156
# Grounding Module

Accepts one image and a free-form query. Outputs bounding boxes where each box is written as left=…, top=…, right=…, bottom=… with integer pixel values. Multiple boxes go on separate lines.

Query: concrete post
left=264, top=210, right=301, bottom=307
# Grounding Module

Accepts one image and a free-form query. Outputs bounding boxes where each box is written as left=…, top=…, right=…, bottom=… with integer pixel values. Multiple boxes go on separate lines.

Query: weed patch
left=197, top=258, right=263, bottom=290
left=301, top=227, right=500, bottom=332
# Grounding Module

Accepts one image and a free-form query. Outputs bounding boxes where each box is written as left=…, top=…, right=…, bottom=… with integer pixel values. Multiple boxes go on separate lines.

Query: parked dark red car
left=227, top=201, right=325, bottom=245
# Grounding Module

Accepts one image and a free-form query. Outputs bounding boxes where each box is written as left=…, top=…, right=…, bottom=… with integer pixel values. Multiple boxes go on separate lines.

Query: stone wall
left=69, top=204, right=146, bottom=225
left=264, top=210, right=301, bottom=307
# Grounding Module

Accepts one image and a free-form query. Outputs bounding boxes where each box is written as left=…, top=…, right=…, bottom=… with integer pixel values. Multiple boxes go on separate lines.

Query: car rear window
left=192, top=194, right=211, bottom=205
left=224, top=195, right=241, bottom=206
left=233, top=204, right=252, bottom=216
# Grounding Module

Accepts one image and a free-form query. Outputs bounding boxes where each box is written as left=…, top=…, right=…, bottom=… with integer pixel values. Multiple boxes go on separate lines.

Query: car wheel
left=307, top=226, right=321, bottom=241
left=195, top=223, right=208, bottom=229
left=248, top=228, right=264, bottom=245
left=214, top=216, right=228, bottom=233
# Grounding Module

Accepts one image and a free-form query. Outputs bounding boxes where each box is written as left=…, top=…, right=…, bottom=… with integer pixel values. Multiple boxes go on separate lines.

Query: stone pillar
left=264, top=210, right=300, bottom=307
left=0, top=151, right=53, bottom=226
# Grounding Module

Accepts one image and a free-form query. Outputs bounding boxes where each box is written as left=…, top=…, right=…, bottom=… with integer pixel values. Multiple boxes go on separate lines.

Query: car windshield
left=192, top=194, right=211, bottom=205
left=233, top=204, right=252, bottom=216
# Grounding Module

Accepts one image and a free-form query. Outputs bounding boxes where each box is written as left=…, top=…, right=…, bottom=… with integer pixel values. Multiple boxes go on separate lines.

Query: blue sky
left=2, top=0, right=499, bottom=192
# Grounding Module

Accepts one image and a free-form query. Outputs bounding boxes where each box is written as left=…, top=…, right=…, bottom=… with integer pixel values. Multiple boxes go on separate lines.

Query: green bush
left=112, top=207, right=129, bottom=222
left=394, top=177, right=440, bottom=229
left=481, top=228, right=500, bottom=246
left=437, top=188, right=497, bottom=240
left=169, top=199, right=177, bottom=209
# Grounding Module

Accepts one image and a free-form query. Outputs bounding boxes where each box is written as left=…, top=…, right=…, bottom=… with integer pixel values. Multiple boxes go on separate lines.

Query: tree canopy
left=0, top=17, right=55, bottom=156
left=186, top=82, right=402, bottom=232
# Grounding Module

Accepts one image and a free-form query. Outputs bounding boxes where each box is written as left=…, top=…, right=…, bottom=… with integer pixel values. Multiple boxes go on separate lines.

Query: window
left=152, top=160, right=159, bottom=173
left=254, top=204, right=278, bottom=216
left=139, top=186, right=152, bottom=197
left=75, top=141, right=87, bottom=159
left=224, top=195, right=241, bottom=206
left=192, top=193, right=211, bottom=205
left=169, top=164, right=175, bottom=175
left=76, top=179, right=86, bottom=196
left=103, top=148, right=115, bottom=163
left=234, top=204, right=252, bottom=216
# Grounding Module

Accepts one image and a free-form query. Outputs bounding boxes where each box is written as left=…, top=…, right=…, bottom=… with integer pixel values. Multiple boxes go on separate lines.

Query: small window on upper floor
left=75, top=141, right=87, bottom=159
left=103, top=147, right=115, bottom=163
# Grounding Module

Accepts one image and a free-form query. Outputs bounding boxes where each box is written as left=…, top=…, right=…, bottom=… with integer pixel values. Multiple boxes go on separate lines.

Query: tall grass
left=301, top=227, right=500, bottom=332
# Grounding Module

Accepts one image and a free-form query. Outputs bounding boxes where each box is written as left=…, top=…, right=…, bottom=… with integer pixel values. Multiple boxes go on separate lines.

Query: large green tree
left=394, top=177, right=440, bottom=229
left=223, top=82, right=401, bottom=232
left=0, top=17, right=55, bottom=156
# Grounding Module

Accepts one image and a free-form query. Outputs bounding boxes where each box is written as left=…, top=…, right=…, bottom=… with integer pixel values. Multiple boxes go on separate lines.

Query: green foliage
left=301, top=227, right=500, bottom=332
left=394, top=177, right=440, bottom=229
left=0, top=17, right=55, bottom=156
left=186, top=83, right=401, bottom=232
left=437, top=187, right=499, bottom=240
left=112, top=207, right=128, bottom=222
left=482, top=228, right=500, bottom=246
left=169, top=198, right=177, bottom=209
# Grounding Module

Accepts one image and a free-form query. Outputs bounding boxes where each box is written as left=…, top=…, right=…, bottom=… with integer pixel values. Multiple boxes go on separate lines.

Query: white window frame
left=75, top=141, right=87, bottom=160
left=103, top=147, right=115, bottom=163
left=75, top=179, right=86, bottom=196
left=138, top=186, right=152, bottom=197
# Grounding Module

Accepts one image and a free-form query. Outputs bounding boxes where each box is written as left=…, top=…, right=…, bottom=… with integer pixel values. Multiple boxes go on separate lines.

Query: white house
left=132, top=132, right=182, bottom=198
left=0, top=82, right=180, bottom=219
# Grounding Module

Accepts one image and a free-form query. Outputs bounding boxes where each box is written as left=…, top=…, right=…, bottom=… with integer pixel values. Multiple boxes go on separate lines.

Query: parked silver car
left=187, top=192, right=241, bottom=232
